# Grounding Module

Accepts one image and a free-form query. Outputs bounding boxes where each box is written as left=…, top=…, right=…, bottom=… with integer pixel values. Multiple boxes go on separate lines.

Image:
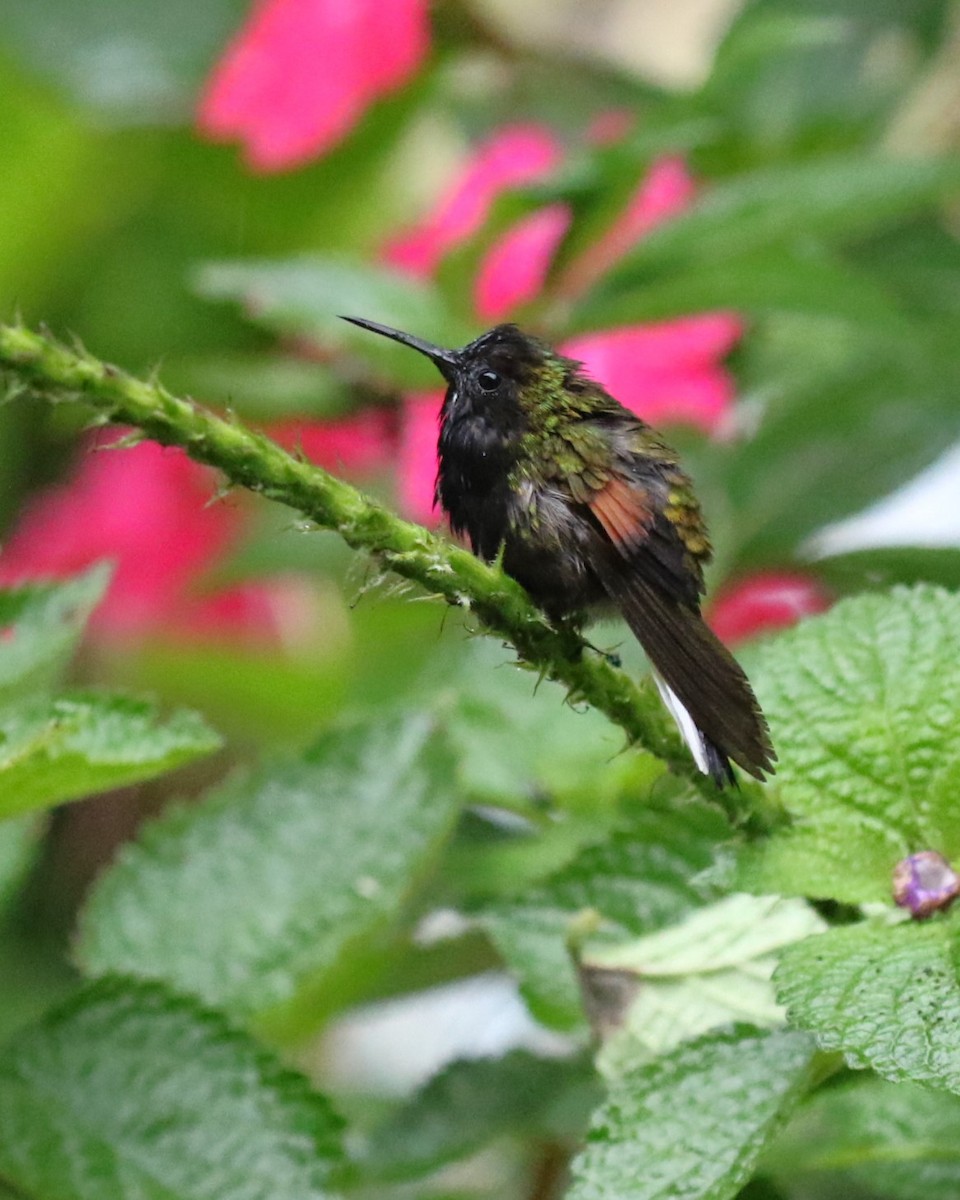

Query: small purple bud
left=893, top=851, right=960, bottom=919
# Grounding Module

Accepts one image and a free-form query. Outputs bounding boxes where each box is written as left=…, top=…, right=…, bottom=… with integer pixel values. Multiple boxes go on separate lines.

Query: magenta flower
left=0, top=431, right=316, bottom=648
left=171, top=576, right=322, bottom=649
left=396, top=392, right=445, bottom=525
left=383, top=126, right=563, bottom=277
left=560, top=156, right=696, bottom=297
left=474, top=205, right=571, bottom=321
left=197, top=0, right=429, bottom=172
left=708, top=571, right=833, bottom=646
left=383, top=127, right=742, bottom=523
left=561, top=314, right=742, bottom=435
left=269, top=412, right=393, bottom=475
left=0, top=434, right=239, bottom=637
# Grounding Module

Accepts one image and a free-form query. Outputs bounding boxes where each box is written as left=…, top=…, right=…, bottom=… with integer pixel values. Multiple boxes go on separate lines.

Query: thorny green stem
left=0, top=322, right=781, bottom=831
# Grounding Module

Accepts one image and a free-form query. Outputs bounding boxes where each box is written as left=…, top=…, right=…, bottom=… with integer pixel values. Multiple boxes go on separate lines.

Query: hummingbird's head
left=340, top=317, right=556, bottom=425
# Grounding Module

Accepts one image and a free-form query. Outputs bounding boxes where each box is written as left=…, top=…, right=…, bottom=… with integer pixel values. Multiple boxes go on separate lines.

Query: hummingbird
left=342, top=316, right=775, bottom=787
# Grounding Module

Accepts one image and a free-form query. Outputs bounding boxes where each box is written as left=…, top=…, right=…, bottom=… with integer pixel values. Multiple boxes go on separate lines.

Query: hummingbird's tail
left=601, top=571, right=775, bottom=786
left=653, top=675, right=736, bottom=788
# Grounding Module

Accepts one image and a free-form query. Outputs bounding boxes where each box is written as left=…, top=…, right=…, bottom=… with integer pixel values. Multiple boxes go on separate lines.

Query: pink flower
left=469, top=155, right=697, bottom=323
left=708, top=572, right=833, bottom=646
left=473, top=204, right=571, bottom=321
left=560, top=156, right=695, bottom=297
left=560, top=313, right=742, bottom=434
left=171, top=576, right=322, bottom=650
left=269, top=411, right=393, bottom=475
left=585, top=109, right=634, bottom=146
left=197, top=0, right=429, bottom=172
left=0, top=434, right=240, bottom=638
left=614, top=155, right=696, bottom=241
left=383, top=126, right=563, bottom=277
left=397, top=392, right=444, bottom=525
left=0, top=431, right=312, bottom=649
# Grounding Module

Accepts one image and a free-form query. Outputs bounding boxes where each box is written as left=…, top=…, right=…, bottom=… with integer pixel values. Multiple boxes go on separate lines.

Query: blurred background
left=1, top=0, right=960, bottom=1141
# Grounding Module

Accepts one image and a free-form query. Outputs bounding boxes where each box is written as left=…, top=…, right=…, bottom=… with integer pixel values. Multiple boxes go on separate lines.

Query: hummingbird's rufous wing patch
left=588, top=477, right=652, bottom=549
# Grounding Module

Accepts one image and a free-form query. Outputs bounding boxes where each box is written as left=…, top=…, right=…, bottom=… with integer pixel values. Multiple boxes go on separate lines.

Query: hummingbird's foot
left=546, top=611, right=588, bottom=660
left=546, top=609, right=622, bottom=666
left=580, top=639, right=621, bottom=668
left=544, top=608, right=621, bottom=667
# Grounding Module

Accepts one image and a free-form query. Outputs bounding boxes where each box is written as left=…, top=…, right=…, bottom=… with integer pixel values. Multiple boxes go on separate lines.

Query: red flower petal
left=198, top=0, right=429, bottom=172
left=398, top=391, right=443, bottom=525
left=708, top=572, right=833, bottom=646
left=0, top=433, right=241, bottom=638
left=586, top=109, right=634, bottom=145
left=565, top=314, right=741, bottom=371
left=560, top=156, right=697, bottom=298
left=561, top=315, right=742, bottom=433
left=609, top=155, right=696, bottom=244
left=269, top=411, right=393, bottom=475
left=383, top=125, right=562, bottom=278
left=171, top=575, right=322, bottom=650
left=473, top=204, right=571, bottom=321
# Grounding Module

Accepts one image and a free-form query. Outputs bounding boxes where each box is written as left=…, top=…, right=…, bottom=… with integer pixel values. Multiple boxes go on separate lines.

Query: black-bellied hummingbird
left=343, top=316, right=774, bottom=786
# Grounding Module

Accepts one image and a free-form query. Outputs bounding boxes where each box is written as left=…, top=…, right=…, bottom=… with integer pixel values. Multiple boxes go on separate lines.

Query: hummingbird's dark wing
left=572, top=427, right=774, bottom=784
left=588, top=472, right=705, bottom=608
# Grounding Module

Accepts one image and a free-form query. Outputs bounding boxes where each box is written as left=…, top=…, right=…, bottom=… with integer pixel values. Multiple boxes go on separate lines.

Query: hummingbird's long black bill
left=340, top=316, right=460, bottom=382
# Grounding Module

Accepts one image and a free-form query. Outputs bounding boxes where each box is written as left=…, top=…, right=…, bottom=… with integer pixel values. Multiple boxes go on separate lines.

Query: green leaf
left=170, top=353, right=356, bottom=420
left=566, top=1026, right=815, bottom=1200
left=0, top=0, right=245, bottom=122
left=594, top=156, right=960, bottom=289
left=436, top=639, right=657, bottom=812
left=194, top=256, right=475, bottom=388
left=0, top=920, right=75, bottom=1050
left=545, top=120, right=719, bottom=285
left=127, top=595, right=444, bottom=746
left=0, top=565, right=109, bottom=703
left=711, top=317, right=960, bottom=568
left=850, top=217, right=960, bottom=319
left=770, top=1075, right=960, bottom=1200
left=0, top=691, right=221, bottom=819
left=775, top=917, right=960, bottom=1094
left=479, top=794, right=728, bottom=1029
left=696, top=5, right=925, bottom=164
left=573, top=248, right=909, bottom=333
left=358, top=1051, right=600, bottom=1183
left=0, top=814, right=41, bottom=910
left=584, top=895, right=824, bottom=1073
left=737, top=587, right=960, bottom=903
left=815, top=546, right=960, bottom=595
left=77, top=714, right=461, bottom=1016
left=772, top=1080, right=960, bottom=1200
left=747, top=0, right=945, bottom=42
left=0, top=976, right=342, bottom=1200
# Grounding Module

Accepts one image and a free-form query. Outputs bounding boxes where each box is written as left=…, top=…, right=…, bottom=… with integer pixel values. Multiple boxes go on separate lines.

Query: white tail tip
left=654, top=673, right=711, bottom=777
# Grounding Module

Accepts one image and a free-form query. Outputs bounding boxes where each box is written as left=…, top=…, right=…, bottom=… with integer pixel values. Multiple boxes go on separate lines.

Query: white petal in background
left=815, top=441, right=960, bottom=556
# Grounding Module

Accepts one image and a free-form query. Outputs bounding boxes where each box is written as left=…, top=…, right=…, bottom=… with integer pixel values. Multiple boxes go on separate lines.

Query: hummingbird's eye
left=477, top=369, right=501, bottom=393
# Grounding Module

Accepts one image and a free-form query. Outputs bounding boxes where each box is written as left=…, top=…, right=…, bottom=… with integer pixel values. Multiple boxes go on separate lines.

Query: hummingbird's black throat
left=435, top=328, right=538, bottom=562
left=436, top=417, right=517, bottom=562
